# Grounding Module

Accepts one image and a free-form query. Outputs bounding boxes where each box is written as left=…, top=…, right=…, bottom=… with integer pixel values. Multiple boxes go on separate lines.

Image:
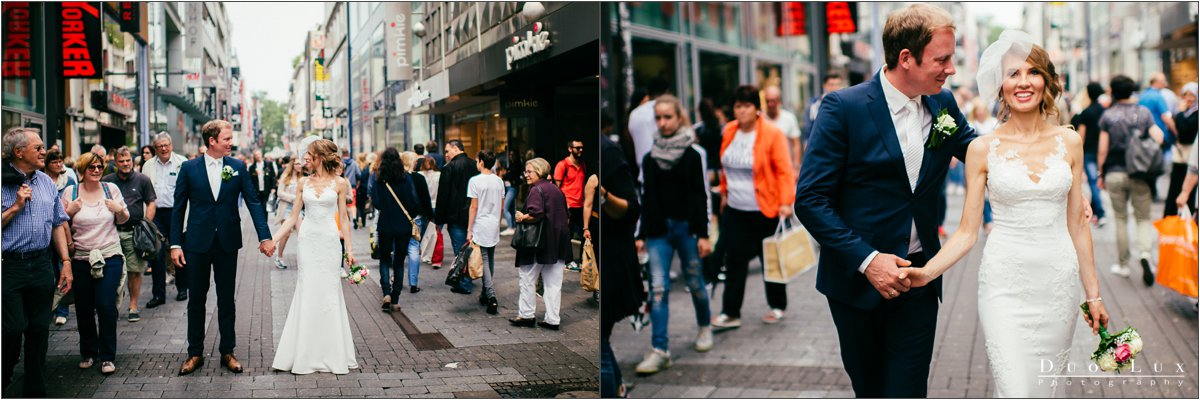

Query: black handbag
left=511, top=186, right=545, bottom=250
left=445, top=243, right=472, bottom=287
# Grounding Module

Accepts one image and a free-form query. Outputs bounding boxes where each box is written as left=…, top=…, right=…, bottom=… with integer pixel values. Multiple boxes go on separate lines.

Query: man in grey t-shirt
left=103, top=147, right=157, bottom=322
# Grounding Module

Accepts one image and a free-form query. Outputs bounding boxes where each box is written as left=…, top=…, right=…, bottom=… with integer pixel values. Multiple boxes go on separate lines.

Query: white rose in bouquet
left=1128, top=334, right=1143, bottom=355
left=1097, top=352, right=1118, bottom=372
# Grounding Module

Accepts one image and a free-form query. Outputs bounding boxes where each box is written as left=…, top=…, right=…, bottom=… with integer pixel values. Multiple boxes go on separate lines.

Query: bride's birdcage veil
left=976, top=30, right=1039, bottom=103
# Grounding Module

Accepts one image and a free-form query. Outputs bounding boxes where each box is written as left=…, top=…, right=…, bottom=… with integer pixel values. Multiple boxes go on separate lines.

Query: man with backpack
left=102, top=147, right=157, bottom=322
left=1097, top=75, right=1165, bottom=286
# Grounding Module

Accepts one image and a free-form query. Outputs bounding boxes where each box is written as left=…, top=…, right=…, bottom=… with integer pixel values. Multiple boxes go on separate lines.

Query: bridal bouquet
left=1081, top=302, right=1143, bottom=372
left=342, top=254, right=369, bottom=285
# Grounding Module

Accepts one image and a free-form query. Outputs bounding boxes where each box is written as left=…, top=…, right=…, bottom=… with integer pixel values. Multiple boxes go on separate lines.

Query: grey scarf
left=650, top=127, right=695, bottom=170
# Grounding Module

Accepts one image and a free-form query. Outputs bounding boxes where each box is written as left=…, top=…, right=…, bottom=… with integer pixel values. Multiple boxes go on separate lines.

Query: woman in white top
left=467, top=150, right=506, bottom=314
left=418, top=156, right=445, bottom=267
left=274, top=156, right=299, bottom=269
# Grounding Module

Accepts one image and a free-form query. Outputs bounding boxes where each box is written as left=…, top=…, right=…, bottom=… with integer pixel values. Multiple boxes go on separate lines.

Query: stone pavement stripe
left=8, top=207, right=599, bottom=398
left=614, top=184, right=1199, bottom=398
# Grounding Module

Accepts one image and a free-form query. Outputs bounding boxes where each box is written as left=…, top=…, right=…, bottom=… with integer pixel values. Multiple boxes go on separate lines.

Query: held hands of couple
left=866, top=253, right=914, bottom=299
left=259, top=240, right=276, bottom=257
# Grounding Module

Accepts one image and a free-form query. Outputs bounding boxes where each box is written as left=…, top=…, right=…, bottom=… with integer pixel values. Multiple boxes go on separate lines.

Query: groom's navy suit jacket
left=170, top=156, right=271, bottom=253
left=796, top=71, right=976, bottom=311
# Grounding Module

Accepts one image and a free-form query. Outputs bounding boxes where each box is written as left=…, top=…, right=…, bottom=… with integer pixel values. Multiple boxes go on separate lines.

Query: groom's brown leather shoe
left=221, top=353, right=243, bottom=373
left=178, top=356, right=204, bottom=376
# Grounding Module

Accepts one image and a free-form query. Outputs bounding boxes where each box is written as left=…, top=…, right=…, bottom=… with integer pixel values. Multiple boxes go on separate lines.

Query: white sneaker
left=695, top=326, right=714, bottom=352
left=1110, top=264, right=1132, bottom=278
left=500, top=228, right=515, bottom=236
left=54, top=316, right=67, bottom=326
left=634, top=348, right=672, bottom=375
left=711, top=314, right=741, bottom=330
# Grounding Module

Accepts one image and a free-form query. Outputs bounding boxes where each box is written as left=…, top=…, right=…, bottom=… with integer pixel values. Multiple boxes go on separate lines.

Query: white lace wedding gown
left=271, top=182, right=359, bottom=374
left=978, top=135, right=1080, bottom=397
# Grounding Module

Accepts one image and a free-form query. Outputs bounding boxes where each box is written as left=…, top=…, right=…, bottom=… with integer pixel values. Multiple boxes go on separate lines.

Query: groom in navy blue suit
left=795, top=4, right=977, bottom=397
left=169, top=120, right=274, bottom=375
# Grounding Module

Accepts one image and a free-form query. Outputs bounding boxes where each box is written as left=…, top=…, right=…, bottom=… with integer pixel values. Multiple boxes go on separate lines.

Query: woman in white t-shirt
left=467, top=150, right=506, bottom=314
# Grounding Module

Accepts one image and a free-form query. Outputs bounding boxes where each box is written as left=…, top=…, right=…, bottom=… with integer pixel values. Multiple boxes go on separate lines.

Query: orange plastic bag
left=1153, top=213, right=1199, bottom=298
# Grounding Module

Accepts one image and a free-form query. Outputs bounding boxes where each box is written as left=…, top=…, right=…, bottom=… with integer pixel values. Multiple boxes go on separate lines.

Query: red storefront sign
left=827, top=2, right=859, bottom=34
left=777, top=2, right=805, bottom=37
left=2, top=2, right=33, bottom=79
left=777, top=2, right=860, bottom=36
left=61, top=2, right=103, bottom=79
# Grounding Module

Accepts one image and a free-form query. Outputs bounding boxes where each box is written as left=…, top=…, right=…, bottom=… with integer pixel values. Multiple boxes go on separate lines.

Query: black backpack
left=132, top=219, right=164, bottom=260
left=1125, top=109, right=1165, bottom=181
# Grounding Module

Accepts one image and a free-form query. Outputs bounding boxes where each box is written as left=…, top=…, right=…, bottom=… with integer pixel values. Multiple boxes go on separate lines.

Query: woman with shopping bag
left=711, top=85, right=797, bottom=330
left=633, top=94, right=716, bottom=375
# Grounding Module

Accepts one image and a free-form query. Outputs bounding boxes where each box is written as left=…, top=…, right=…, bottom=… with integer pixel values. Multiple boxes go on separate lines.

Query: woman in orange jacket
left=712, top=85, right=796, bottom=329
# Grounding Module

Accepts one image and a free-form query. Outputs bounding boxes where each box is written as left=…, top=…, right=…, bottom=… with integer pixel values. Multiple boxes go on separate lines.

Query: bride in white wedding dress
left=269, top=139, right=359, bottom=374
left=904, top=31, right=1111, bottom=397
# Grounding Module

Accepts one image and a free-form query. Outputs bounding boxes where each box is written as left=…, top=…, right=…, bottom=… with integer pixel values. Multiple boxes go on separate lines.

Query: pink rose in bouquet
left=1113, top=343, right=1132, bottom=363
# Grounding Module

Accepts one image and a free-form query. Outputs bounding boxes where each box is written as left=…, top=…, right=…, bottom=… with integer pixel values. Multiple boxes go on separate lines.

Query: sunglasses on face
left=86, top=164, right=104, bottom=171
left=26, top=145, right=45, bottom=152
left=571, top=146, right=584, bottom=150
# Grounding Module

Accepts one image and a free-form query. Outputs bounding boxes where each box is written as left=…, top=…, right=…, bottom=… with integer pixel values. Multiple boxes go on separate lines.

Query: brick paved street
left=11, top=209, right=599, bottom=398
left=612, top=181, right=1199, bottom=398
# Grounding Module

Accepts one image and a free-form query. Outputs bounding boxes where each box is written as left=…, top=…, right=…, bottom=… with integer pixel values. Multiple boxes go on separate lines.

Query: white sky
left=965, top=2, right=1026, bottom=29
left=226, top=2, right=325, bottom=103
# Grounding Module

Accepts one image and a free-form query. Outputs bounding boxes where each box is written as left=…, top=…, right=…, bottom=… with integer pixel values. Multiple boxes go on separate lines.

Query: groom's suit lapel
left=216, top=157, right=233, bottom=203
left=866, top=76, right=906, bottom=174
left=915, top=95, right=942, bottom=191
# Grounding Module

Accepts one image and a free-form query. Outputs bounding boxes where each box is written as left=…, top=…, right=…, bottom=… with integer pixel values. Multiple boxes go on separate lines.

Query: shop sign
left=826, top=2, right=858, bottom=34
left=407, top=82, right=430, bottom=108
left=91, top=90, right=133, bottom=116
left=776, top=2, right=805, bottom=37
left=116, top=1, right=146, bottom=43
left=61, top=2, right=103, bottom=79
left=505, top=22, right=551, bottom=71
left=2, top=2, right=33, bottom=79
left=384, top=2, right=412, bottom=81
left=499, top=93, right=543, bottom=117
left=185, top=3, right=203, bottom=58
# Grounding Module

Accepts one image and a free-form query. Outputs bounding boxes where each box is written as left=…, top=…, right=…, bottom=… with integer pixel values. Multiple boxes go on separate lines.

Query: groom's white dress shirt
left=205, top=154, right=223, bottom=200
left=857, top=70, right=933, bottom=274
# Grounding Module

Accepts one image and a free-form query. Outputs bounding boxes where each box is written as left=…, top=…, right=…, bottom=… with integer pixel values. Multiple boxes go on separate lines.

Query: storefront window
left=447, top=101, right=507, bottom=158
left=691, top=3, right=740, bottom=46
left=631, top=38, right=678, bottom=100
left=698, top=51, right=739, bottom=112
left=628, top=2, right=680, bottom=32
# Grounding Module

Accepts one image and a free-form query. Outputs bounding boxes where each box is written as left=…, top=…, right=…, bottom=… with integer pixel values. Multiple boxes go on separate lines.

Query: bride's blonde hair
left=307, top=139, right=341, bottom=175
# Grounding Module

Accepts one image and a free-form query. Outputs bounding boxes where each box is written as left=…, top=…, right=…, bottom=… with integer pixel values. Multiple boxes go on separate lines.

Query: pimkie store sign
left=2, top=2, right=34, bottom=79
left=61, top=2, right=103, bottom=79
left=505, top=22, right=551, bottom=71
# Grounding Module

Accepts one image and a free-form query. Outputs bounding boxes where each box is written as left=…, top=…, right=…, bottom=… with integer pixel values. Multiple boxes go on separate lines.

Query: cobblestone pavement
left=612, top=184, right=1199, bottom=398
left=11, top=209, right=599, bottom=398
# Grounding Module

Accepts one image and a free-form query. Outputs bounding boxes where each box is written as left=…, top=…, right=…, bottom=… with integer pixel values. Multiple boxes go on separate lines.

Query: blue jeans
left=51, top=259, right=69, bottom=319
left=1084, top=153, right=1106, bottom=219
left=646, top=218, right=711, bottom=351
left=406, top=216, right=426, bottom=287
left=479, top=246, right=497, bottom=300
left=72, top=256, right=123, bottom=362
left=447, top=224, right=472, bottom=292
left=948, top=162, right=965, bottom=186
left=600, top=323, right=622, bottom=398
left=504, top=186, right=517, bottom=230
left=983, top=197, right=994, bottom=224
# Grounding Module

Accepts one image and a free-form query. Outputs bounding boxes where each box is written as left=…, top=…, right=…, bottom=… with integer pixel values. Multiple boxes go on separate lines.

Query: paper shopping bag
left=1154, top=212, right=1199, bottom=298
left=580, top=238, right=599, bottom=292
left=762, top=215, right=817, bottom=284
left=468, top=243, right=484, bottom=280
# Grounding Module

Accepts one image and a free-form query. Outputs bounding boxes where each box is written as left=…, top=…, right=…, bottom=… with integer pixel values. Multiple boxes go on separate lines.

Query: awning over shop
left=153, top=87, right=212, bottom=123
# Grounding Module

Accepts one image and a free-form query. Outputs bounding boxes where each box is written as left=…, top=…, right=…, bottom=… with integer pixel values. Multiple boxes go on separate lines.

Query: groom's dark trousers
left=186, top=244, right=238, bottom=357
left=827, top=252, right=938, bottom=398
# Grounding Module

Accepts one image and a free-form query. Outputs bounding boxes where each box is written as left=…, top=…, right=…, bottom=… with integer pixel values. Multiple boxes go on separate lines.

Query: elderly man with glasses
left=2, top=127, right=73, bottom=397
left=141, top=133, right=189, bottom=308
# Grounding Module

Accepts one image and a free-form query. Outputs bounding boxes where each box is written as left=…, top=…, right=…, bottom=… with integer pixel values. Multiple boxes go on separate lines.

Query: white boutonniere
left=221, top=165, right=238, bottom=181
left=926, top=109, right=957, bottom=149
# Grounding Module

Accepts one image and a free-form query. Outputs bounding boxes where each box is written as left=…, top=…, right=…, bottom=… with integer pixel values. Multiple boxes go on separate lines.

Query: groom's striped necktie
left=902, top=100, right=923, bottom=192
